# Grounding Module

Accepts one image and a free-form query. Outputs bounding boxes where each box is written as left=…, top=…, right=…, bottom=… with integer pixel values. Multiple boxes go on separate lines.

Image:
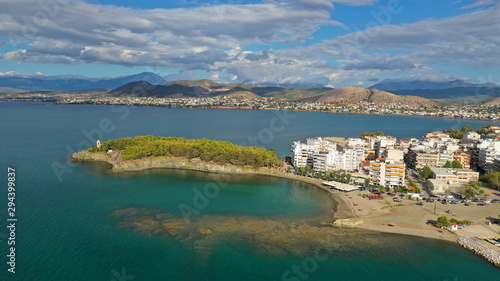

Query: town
left=289, top=125, right=500, bottom=201
left=2, top=94, right=500, bottom=121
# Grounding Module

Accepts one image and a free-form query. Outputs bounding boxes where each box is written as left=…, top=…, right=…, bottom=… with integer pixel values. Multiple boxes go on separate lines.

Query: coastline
left=72, top=150, right=500, bottom=266
left=54, top=101, right=500, bottom=123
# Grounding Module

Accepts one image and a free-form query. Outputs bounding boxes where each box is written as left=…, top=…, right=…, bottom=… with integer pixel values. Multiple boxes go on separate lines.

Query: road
left=410, top=170, right=432, bottom=198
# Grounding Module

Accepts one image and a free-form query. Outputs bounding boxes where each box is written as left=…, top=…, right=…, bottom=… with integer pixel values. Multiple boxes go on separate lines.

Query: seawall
left=457, top=237, right=500, bottom=267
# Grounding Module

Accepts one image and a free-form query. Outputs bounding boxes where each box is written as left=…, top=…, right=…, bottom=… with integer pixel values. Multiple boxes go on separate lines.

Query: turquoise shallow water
left=0, top=102, right=499, bottom=280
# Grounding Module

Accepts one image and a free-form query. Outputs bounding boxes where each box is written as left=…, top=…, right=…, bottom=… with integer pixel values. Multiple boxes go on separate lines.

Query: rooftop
left=431, top=168, right=456, bottom=176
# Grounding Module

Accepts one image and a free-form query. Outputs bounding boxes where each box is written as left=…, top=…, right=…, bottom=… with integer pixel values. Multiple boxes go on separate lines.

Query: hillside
left=482, top=97, right=500, bottom=106
left=369, top=79, right=479, bottom=91
left=314, top=87, right=436, bottom=106
left=106, top=80, right=437, bottom=107
left=108, top=80, right=217, bottom=98
left=390, top=87, right=500, bottom=100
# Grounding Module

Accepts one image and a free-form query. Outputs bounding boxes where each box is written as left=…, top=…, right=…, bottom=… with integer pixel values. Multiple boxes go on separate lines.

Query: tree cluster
left=360, top=131, right=385, bottom=138
left=420, top=166, right=433, bottom=179
left=480, top=171, right=500, bottom=190
left=442, top=125, right=471, bottom=139
left=87, top=136, right=281, bottom=167
left=443, top=160, right=463, bottom=168
left=442, top=124, right=496, bottom=139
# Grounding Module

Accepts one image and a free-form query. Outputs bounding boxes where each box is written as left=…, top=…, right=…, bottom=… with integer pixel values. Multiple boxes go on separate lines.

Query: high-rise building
left=369, top=159, right=405, bottom=188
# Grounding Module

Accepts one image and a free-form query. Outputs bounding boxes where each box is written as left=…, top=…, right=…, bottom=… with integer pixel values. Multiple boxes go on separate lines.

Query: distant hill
left=369, top=79, right=480, bottom=91
left=107, top=81, right=436, bottom=107
left=313, top=87, right=436, bottom=107
left=0, top=87, right=26, bottom=94
left=369, top=78, right=500, bottom=101
left=109, top=80, right=224, bottom=98
left=391, top=87, right=500, bottom=99
left=0, top=72, right=166, bottom=91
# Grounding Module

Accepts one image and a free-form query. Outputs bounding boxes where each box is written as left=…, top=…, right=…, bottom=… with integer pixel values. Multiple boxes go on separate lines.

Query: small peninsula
left=71, top=135, right=282, bottom=174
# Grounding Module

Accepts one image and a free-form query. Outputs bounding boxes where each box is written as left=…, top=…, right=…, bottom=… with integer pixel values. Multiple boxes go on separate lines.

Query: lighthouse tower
left=96, top=140, right=101, bottom=149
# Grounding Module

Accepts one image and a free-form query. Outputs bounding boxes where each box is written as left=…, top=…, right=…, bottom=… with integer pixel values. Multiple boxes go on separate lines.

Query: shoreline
left=72, top=151, right=500, bottom=266
left=3, top=100, right=495, bottom=123
left=54, top=101, right=500, bottom=123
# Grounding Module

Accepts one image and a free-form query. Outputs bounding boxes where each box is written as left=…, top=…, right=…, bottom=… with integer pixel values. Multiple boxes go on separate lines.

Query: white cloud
left=460, top=0, right=495, bottom=9
left=0, top=0, right=498, bottom=87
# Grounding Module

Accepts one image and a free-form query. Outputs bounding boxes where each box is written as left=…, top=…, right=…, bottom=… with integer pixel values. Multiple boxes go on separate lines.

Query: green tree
left=480, top=171, right=500, bottom=190
left=444, top=161, right=452, bottom=168
left=346, top=174, right=352, bottom=184
left=451, top=160, right=462, bottom=168
left=421, top=166, right=433, bottom=179
left=464, top=187, right=475, bottom=199
left=317, top=171, right=323, bottom=179
left=436, top=216, right=451, bottom=227
left=364, top=178, right=371, bottom=188
left=304, top=165, right=311, bottom=176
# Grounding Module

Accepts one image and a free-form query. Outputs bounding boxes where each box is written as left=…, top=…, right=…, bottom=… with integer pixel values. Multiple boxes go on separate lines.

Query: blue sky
left=1, top=0, right=499, bottom=87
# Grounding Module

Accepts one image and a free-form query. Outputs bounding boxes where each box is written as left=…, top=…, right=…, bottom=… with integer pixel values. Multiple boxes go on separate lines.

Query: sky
left=0, top=0, right=499, bottom=87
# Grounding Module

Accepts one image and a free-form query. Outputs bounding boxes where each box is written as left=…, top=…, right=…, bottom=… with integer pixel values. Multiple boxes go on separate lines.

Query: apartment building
left=453, top=150, right=471, bottom=169
left=369, top=159, right=406, bottom=188
left=493, top=156, right=500, bottom=172
left=477, top=141, right=500, bottom=171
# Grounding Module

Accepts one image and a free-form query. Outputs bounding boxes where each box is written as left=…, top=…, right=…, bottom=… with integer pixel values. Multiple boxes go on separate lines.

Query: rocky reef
left=111, top=207, right=387, bottom=259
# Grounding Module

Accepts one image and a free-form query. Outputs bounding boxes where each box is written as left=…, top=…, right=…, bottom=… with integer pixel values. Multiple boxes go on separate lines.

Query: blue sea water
left=0, top=102, right=499, bottom=280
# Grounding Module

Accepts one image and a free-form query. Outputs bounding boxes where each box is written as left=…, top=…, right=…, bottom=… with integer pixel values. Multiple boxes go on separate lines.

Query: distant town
left=3, top=94, right=500, bottom=121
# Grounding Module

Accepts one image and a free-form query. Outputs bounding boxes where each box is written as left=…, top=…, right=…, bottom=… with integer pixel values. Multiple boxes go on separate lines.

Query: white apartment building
left=291, top=137, right=367, bottom=172
left=438, top=150, right=454, bottom=167
left=291, top=141, right=316, bottom=167
left=343, top=147, right=365, bottom=171
left=478, top=141, right=500, bottom=171
left=369, top=159, right=406, bottom=188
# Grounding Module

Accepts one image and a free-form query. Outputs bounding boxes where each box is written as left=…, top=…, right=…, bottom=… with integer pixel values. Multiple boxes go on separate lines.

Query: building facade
left=369, top=159, right=405, bottom=188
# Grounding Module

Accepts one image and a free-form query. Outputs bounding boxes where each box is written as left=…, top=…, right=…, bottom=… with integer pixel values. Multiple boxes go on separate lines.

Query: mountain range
left=2, top=72, right=500, bottom=105
left=0, top=72, right=166, bottom=91
left=369, top=78, right=500, bottom=99
left=369, top=78, right=498, bottom=91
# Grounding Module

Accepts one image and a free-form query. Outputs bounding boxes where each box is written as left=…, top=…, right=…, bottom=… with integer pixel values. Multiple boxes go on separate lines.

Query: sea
left=1, top=102, right=499, bottom=280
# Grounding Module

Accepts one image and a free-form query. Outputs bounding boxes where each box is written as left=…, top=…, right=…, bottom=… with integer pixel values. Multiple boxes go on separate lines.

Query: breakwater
left=457, top=237, right=500, bottom=267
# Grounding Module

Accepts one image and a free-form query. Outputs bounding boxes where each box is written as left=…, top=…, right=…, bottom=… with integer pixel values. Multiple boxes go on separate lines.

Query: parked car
left=478, top=203, right=486, bottom=206
left=417, top=202, right=424, bottom=206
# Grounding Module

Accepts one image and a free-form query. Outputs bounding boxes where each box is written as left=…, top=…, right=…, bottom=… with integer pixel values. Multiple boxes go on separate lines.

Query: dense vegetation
left=480, top=171, right=500, bottom=190
left=443, top=160, right=462, bottom=168
left=87, top=136, right=281, bottom=167
left=359, top=131, right=385, bottom=138
left=420, top=166, right=433, bottom=179
left=442, top=124, right=495, bottom=139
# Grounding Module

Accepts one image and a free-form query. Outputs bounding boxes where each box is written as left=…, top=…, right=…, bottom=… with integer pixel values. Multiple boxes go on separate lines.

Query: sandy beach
left=270, top=172, right=500, bottom=245
left=330, top=185, right=500, bottom=243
